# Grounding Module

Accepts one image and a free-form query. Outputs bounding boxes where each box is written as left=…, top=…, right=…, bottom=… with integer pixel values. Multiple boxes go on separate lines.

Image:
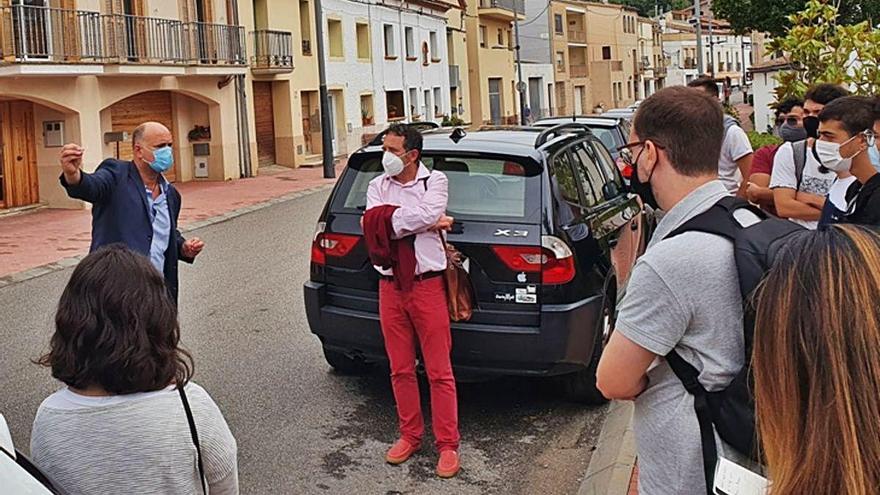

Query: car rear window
left=587, top=127, right=621, bottom=156
left=334, top=153, right=542, bottom=222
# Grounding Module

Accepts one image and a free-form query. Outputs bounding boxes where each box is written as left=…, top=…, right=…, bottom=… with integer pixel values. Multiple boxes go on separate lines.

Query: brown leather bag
left=443, top=240, right=475, bottom=322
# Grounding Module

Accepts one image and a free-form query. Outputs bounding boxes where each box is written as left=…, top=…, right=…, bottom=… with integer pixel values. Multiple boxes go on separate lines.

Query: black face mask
left=629, top=148, right=659, bottom=210
left=803, top=116, right=820, bottom=139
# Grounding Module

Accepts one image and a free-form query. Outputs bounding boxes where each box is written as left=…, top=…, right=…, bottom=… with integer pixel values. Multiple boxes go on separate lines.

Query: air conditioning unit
left=194, top=157, right=209, bottom=178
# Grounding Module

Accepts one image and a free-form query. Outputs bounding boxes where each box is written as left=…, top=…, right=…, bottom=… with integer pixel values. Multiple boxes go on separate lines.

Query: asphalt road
left=0, top=189, right=608, bottom=494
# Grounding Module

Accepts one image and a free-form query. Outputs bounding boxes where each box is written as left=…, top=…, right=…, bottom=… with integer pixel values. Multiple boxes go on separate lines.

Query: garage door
left=253, top=81, right=276, bottom=166
left=110, top=91, right=177, bottom=182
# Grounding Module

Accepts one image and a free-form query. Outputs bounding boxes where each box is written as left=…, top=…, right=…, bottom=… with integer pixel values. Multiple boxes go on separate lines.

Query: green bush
left=747, top=131, right=781, bottom=150
left=441, top=114, right=465, bottom=127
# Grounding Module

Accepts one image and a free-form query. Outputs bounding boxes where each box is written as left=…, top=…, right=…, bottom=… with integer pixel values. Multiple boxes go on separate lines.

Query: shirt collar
left=649, top=180, right=731, bottom=248
left=384, top=162, right=430, bottom=187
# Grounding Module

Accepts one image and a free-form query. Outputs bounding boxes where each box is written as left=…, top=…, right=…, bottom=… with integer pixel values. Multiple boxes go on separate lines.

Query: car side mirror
left=602, top=182, right=621, bottom=201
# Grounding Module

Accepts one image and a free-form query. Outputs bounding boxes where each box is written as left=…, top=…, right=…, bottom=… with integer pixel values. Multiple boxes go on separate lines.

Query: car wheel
left=323, top=347, right=372, bottom=375
left=558, top=293, right=616, bottom=405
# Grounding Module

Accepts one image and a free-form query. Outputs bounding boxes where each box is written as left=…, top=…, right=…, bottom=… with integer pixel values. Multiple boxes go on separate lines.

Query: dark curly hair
left=37, top=244, right=193, bottom=394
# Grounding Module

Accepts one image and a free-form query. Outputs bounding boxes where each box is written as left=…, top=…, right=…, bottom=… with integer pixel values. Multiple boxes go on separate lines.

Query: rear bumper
left=303, top=281, right=603, bottom=377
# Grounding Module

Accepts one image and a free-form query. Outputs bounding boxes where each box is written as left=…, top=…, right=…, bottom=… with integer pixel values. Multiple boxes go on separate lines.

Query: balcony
left=570, top=64, right=588, bottom=78
left=638, top=57, right=651, bottom=73
left=0, top=4, right=245, bottom=72
left=251, top=29, right=293, bottom=74
left=567, top=29, right=586, bottom=44
left=683, top=57, right=697, bottom=70
left=478, top=0, right=525, bottom=22
left=449, top=64, right=460, bottom=89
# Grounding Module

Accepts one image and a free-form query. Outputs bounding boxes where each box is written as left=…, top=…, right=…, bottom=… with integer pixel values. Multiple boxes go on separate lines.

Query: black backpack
left=665, top=196, right=805, bottom=494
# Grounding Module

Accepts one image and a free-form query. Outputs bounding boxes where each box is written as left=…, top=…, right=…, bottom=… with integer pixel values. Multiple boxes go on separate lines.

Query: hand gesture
left=60, top=144, right=84, bottom=185
left=430, top=215, right=454, bottom=232
left=182, top=237, right=205, bottom=259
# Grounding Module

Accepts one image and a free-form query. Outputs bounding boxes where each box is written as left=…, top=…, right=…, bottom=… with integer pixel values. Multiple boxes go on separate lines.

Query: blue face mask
left=148, top=146, right=174, bottom=173
left=869, top=145, right=880, bottom=172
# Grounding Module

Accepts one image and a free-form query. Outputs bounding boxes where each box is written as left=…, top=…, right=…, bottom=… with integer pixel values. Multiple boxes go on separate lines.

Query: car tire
left=323, top=347, right=372, bottom=375
left=558, top=292, right=616, bottom=405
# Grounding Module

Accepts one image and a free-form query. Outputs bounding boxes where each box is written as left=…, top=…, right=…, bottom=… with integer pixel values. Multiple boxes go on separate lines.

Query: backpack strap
left=791, top=140, right=807, bottom=191
left=665, top=351, right=717, bottom=495
left=179, top=385, right=208, bottom=495
left=667, top=196, right=756, bottom=240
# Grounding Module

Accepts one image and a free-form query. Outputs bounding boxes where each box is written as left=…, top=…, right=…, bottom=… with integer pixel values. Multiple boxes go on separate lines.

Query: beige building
left=584, top=2, right=639, bottom=111
left=463, top=0, right=522, bottom=125
left=0, top=0, right=252, bottom=210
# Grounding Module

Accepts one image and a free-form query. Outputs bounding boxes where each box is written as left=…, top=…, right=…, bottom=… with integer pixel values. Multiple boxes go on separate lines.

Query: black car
left=533, top=116, right=634, bottom=180
left=304, top=123, right=648, bottom=404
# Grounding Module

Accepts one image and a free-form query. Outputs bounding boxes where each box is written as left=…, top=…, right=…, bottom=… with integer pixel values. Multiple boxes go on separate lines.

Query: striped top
left=31, top=382, right=238, bottom=495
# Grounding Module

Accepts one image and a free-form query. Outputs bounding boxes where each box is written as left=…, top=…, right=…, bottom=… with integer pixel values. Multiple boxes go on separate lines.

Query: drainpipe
left=229, top=0, right=253, bottom=178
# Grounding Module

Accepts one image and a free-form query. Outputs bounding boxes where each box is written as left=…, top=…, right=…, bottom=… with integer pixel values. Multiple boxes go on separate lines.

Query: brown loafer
left=386, top=439, right=420, bottom=465
left=436, top=449, right=461, bottom=478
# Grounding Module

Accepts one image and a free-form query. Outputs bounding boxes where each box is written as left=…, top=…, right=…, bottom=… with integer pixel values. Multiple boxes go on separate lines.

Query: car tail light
left=491, top=235, right=576, bottom=285
left=503, top=161, right=525, bottom=176
left=617, top=157, right=633, bottom=179
left=311, top=222, right=360, bottom=266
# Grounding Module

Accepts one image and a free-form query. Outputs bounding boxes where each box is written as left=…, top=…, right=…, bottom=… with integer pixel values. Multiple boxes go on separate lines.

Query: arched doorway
left=106, top=90, right=178, bottom=180
left=0, top=99, right=38, bottom=209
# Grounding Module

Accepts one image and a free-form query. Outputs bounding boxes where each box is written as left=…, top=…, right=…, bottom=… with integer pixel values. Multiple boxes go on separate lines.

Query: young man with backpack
left=597, top=86, right=802, bottom=494
left=770, top=84, right=849, bottom=229
left=688, top=77, right=753, bottom=198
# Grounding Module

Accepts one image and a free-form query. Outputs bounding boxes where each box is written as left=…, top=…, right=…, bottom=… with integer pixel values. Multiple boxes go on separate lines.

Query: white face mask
left=814, top=138, right=859, bottom=172
left=382, top=151, right=406, bottom=177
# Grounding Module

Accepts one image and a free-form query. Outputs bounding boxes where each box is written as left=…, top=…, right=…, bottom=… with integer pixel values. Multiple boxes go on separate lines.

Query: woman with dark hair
left=31, top=244, right=238, bottom=494
left=753, top=225, right=880, bottom=495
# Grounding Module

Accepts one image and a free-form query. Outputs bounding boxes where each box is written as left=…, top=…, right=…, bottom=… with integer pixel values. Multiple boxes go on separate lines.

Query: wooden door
left=301, top=96, right=313, bottom=155
left=253, top=81, right=276, bottom=166
left=0, top=101, right=39, bottom=208
left=109, top=91, right=177, bottom=182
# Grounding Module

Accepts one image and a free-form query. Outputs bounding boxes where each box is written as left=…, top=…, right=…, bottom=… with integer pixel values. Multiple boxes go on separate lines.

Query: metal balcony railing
left=0, top=5, right=245, bottom=65
left=479, top=0, right=525, bottom=15
left=251, top=29, right=292, bottom=71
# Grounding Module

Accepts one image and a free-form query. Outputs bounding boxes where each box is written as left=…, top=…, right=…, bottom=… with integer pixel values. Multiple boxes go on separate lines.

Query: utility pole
left=694, top=0, right=704, bottom=75
left=314, top=0, right=335, bottom=179
left=708, top=8, right=715, bottom=77
left=513, top=0, right=526, bottom=125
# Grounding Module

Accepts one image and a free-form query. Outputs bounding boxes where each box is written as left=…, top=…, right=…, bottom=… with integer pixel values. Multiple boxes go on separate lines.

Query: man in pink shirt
left=364, top=125, right=460, bottom=478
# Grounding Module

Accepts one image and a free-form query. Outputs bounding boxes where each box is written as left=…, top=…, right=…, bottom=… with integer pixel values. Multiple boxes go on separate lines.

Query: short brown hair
left=633, top=86, right=724, bottom=177
left=38, top=245, right=193, bottom=394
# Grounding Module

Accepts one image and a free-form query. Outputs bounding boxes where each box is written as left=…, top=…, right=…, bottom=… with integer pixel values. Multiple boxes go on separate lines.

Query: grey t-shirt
left=616, top=180, right=744, bottom=495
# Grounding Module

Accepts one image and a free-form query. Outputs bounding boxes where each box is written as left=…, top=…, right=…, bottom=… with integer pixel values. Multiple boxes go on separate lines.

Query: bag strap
left=179, top=385, right=208, bottom=495
left=666, top=351, right=717, bottom=495
left=667, top=197, right=749, bottom=240
left=792, top=140, right=807, bottom=190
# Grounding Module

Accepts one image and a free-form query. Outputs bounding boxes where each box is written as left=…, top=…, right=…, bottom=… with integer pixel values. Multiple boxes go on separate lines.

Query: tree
left=712, top=0, right=880, bottom=37
left=769, top=0, right=880, bottom=101
left=609, top=0, right=689, bottom=18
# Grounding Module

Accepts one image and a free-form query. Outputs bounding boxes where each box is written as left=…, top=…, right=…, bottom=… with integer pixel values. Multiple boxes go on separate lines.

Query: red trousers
left=379, top=276, right=460, bottom=452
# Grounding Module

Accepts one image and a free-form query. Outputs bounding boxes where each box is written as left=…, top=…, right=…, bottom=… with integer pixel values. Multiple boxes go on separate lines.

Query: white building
left=750, top=59, right=788, bottom=133
left=323, top=0, right=454, bottom=154
left=520, top=62, right=555, bottom=121
left=661, top=12, right=753, bottom=89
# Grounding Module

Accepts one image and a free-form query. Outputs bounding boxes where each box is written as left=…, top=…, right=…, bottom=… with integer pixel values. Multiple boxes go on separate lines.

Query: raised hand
left=60, top=143, right=84, bottom=185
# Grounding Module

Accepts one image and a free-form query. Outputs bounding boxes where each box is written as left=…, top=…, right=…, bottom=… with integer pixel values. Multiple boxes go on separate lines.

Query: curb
left=0, top=183, right=335, bottom=289
left=579, top=401, right=637, bottom=495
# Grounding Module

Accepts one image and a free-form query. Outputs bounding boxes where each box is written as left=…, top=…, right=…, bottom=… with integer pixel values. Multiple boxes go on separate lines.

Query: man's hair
left=776, top=97, right=805, bottom=116
left=633, top=86, right=725, bottom=177
left=38, top=244, right=194, bottom=394
left=132, top=123, right=147, bottom=146
left=804, top=83, right=850, bottom=106
left=687, top=76, right=720, bottom=98
left=818, top=96, right=877, bottom=137
left=385, top=124, right=423, bottom=160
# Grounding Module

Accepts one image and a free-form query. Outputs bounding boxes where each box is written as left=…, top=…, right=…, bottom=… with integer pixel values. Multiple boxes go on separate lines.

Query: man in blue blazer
left=59, top=122, right=204, bottom=302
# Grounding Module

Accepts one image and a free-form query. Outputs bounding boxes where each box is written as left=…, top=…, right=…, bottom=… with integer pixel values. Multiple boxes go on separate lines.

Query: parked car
left=0, top=414, right=56, bottom=494
left=601, top=108, right=636, bottom=122
left=304, top=123, right=648, bottom=404
left=532, top=116, right=634, bottom=180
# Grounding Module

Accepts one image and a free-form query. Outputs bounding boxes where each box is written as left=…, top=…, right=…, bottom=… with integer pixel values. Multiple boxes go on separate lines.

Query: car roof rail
left=366, top=121, right=441, bottom=146
left=534, top=123, right=593, bottom=148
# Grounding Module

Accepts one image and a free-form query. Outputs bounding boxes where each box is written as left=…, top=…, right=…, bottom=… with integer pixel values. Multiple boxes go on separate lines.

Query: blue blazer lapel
left=128, top=162, right=151, bottom=219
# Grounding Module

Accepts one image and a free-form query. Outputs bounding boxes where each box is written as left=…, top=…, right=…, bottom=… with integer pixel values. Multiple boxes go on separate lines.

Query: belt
left=380, top=270, right=444, bottom=282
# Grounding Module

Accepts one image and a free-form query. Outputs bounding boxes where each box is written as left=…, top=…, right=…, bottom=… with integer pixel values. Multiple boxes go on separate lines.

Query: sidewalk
left=579, top=401, right=638, bottom=495
left=0, top=162, right=344, bottom=284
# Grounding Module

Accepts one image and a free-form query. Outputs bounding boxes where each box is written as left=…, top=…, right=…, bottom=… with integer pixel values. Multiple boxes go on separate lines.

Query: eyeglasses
left=616, top=140, right=665, bottom=168
left=785, top=117, right=800, bottom=126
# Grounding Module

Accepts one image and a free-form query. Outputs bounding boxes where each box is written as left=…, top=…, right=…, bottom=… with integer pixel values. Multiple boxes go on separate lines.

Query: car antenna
left=450, top=127, right=467, bottom=144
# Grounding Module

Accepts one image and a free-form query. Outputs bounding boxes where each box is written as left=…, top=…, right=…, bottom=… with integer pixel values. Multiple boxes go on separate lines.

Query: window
left=299, top=1, right=312, bottom=55
left=497, top=28, right=503, bottom=46
left=422, top=42, right=430, bottom=65
left=554, top=14, right=564, bottom=34
left=327, top=18, right=343, bottom=58
left=386, top=90, right=404, bottom=120
left=429, top=31, right=439, bottom=61
left=602, top=46, right=611, bottom=60
left=447, top=31, right=455, bottom=63
left=361, top=94, right=374, bottom=125
left=479, top=25, right=487, bottom=47
left=356, top=22, right=370, bottom=60
left=553, top=151, right=581, bottom=206
left=423, top=89, right=431, bottom=121
left=572, top=144, right=604, bottom=207
left=555, top=51, right=565, bottom=71
left=627, top=81, right=632, bottom=99
left=409, top=87, right=419, bottom=118
left=433, top=87, right=442, bottom=116
left=405, top=27, right=415, bottom=59
left=507, top=29, right=513, bottom=49
left=383, top=24, right=396, bottom=58
left=591, top=141, right=624, bottom=189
